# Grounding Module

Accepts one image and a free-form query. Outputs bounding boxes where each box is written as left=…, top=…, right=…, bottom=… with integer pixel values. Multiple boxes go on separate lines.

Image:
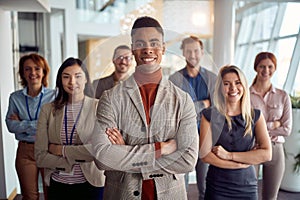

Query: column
left=213, top=0, right=235, bottom=69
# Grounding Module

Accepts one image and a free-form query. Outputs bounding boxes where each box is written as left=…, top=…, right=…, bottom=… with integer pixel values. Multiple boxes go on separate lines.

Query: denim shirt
left=169, top=66, right=217, bottom=132
left=6, top=86, right=56, bottom=142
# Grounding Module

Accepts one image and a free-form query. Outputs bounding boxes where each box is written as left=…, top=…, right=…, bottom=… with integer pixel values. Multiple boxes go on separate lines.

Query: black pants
left=48, top=178, right=104, bottom=200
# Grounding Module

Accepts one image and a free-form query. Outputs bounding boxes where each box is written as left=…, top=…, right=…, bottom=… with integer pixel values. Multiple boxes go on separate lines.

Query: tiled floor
left=14, top=179, right=300, bottom=200
left=14, top=183, right=300, bottom=200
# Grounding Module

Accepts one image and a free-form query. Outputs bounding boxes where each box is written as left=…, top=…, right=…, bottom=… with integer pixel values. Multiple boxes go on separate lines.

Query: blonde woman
left=200, top=65, right=271, bottom=199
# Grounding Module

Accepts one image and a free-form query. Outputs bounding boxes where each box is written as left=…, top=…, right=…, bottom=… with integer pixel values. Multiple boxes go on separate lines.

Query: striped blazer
left=35, top=96, right=105, bottom=187
left=92, top=75, right=199, bottom=199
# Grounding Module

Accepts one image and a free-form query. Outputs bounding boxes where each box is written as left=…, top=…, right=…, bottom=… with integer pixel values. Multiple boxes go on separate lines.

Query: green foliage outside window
left=290, top=95, right=300, bottom=173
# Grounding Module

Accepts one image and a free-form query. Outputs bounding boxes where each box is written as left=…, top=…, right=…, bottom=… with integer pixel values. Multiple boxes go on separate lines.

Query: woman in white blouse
left=250, top=52, right=292, bottom=200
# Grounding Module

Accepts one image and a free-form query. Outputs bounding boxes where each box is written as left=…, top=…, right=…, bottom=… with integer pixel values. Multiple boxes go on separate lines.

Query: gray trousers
left=257, top=142, right=285, bottom=200
left=196, top=158, right=209, bottom=200
left=184, top=158, right=209, bottom=200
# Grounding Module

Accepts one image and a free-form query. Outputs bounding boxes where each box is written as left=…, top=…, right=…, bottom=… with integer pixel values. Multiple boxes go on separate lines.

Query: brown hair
left=252, top=52, right=277, bottom=85
left=19, top=53, right=50, bottom=87
left=180, top=36, right=204, bottom=50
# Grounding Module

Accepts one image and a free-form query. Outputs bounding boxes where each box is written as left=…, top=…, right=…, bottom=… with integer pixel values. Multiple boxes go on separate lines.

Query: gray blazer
left=35, top=96, right=105, bottom=187
left=92, top=75, right=199, bottom=199
left=169, top=66, right=217, bottom=122
left=92, top=73, right=115, bottom=99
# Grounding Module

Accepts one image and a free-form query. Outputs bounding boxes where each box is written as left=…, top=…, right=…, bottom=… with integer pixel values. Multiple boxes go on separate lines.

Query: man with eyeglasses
left=92, top=16, right=198, bottom=199
left=92, top=45, right=133, bottom=99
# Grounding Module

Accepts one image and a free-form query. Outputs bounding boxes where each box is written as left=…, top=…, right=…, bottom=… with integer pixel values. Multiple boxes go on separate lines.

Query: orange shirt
left=134, top=69, right=162, bottom=200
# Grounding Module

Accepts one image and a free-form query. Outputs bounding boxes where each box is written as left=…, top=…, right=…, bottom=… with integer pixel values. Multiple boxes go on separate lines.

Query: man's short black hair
left=131, top=16, right=164, bottom=37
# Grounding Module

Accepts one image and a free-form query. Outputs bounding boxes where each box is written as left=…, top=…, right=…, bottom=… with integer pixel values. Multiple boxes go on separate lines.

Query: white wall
left=0, top=9, right=19, bottom=199
left=48, top=0, right=120, bottom=87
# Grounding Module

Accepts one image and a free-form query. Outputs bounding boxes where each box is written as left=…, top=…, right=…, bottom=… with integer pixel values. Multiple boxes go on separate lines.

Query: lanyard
left=25, top=93, right=43, bottom=121
left=64, top=103, right=83, bottom=145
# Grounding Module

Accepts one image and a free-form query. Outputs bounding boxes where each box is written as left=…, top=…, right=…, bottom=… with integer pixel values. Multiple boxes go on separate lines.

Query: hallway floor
left=14, top=181, right=300, bottom=200
left=187, top=181, right=300, bottom=200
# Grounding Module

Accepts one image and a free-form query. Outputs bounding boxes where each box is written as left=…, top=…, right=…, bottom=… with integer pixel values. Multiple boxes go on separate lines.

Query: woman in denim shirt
left=6, top=53, right=56, bottom=200
left=250, top=52, right=292, bottom=200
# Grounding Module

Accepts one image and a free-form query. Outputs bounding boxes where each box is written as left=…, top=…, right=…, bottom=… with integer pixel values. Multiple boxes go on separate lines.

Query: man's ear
left=201, top=48, right=204, bottom=56
left=162, top=42, right=166, bottom=55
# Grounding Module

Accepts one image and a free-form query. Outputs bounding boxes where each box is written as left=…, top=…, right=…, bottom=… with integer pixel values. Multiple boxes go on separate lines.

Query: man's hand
left=106, top=127, right=125, bottom=145
left=161, top=139, right=177, bottom=156
left=202, top=99, right=210, bottom=108
left=48, top=143, right=63, bottom=156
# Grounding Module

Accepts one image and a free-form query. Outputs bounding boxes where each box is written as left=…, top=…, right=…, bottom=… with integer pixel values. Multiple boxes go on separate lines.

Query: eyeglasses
left=115, top=55, right=132, bottom=62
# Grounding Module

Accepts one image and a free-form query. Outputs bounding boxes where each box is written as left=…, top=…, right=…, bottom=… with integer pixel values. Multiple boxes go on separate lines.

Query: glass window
left=252, top=5, right=278, bottom=41
left=273, top=37, right=297, bottom=89
left=237, top=14, right=255, bottom=44
left=252, top=42, right=269, bottom=54
left=293, top=62, right=300, bottom=96
left=238, top=44, right=255, bottom=84
left=235, top=45, right=247, bottom=67
left=235, top=2, right=299, bottom=93
left=279, top=2, right=300, bottom=37
left=237, top=42, right=269, bottom=85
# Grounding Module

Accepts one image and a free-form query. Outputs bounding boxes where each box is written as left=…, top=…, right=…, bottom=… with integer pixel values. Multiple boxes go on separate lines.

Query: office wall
left=0, top=9, right=19, bottom=199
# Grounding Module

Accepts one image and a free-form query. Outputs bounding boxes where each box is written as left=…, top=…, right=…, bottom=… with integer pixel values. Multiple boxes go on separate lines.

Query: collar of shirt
left=250, top=84, right=276, bottom=95
left=22, top=85, right=46, bottom=97
left=182, top=67, right=203, bottom=79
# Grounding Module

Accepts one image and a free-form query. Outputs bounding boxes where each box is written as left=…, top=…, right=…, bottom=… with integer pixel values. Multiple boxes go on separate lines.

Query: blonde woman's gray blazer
left=92, top=75, right=199, bottom=200
left=35, top=96, right=105, bottom=187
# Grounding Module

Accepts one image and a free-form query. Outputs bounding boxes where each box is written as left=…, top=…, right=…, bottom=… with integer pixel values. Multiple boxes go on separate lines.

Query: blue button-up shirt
left=6, top=86, right=56, bottom=142
left=169, top=66, right=217, bottom=132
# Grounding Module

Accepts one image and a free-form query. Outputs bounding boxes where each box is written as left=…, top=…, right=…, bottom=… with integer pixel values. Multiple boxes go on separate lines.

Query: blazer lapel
left=53, top=107, right=64, bottom=143
left=125, top=76, right=148, bottom=127
left=76, top=97, right=97, bottom=143
left=150, top=78, right=169, bottom=123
